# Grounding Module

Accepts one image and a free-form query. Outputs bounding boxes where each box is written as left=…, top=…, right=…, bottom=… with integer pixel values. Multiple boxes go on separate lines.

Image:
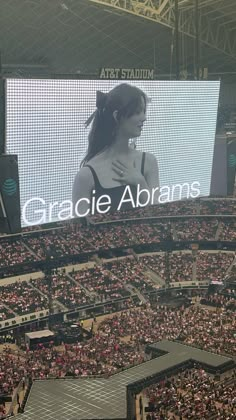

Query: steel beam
left=86, top=0, right=236, bottom=61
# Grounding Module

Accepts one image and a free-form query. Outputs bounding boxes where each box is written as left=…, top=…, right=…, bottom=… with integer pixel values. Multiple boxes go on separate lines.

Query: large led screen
left=5, top=79, right=220, bottom=226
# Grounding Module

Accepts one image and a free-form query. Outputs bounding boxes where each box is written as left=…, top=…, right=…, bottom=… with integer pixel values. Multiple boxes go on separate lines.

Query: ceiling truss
left=87, top=0, right=236, bottom=61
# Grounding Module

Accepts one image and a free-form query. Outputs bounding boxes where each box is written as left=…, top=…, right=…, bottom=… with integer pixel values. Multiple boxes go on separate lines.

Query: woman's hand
left=112, top=159, right=146, bottom=187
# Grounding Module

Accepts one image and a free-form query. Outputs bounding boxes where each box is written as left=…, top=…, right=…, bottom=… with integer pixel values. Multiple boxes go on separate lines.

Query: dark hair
left=82, top=83, right=146, bottom=166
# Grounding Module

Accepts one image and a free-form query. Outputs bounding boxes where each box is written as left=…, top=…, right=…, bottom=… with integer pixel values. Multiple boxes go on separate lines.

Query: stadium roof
left=0, top=0, right=236, bottom=79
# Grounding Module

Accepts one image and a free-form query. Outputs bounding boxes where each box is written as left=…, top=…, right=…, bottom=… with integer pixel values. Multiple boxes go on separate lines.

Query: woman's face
left=118, top=96, right=146, bottom=139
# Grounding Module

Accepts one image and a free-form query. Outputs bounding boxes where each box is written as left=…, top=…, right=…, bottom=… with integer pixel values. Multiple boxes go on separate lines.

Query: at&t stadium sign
left=99, top=68, right=154, bottom=80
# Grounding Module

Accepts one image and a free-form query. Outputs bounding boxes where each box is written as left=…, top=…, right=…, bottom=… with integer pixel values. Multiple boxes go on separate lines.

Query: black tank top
left=85, top=152, right=146, bottom=213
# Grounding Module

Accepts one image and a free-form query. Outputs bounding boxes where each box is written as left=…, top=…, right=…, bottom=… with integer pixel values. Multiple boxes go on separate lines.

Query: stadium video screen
left=5, top=79, right=220, bottom=227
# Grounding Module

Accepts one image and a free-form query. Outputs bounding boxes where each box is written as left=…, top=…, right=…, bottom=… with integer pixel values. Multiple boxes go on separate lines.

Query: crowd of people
left=23, top=228, right=95, bottom=259
left=0, top=297, right=234, bottom=407
left=0, top=251, right=235, bottom=319
left=196, top=252, right=234, bottom=283
left=144, top=367, right=236, bottom=419
left=175, top=219, right=219, bottom=241
left=139, top=251, right=235, bottom=284
left=168, top=253, right=194, bottom=283
left=30, top=273, right=91, bottom=310
left=72, top=266, right=130, bottom=301
left=201, top=292, right=236, bottom=310
left=0, top=349, right=24, bottom=397
left=200, top=199, right=236, bottom=215
left=219, top=220, right=236, bottom=241
left=0, top=281, right=48, bottom=316
left=0, top=240, right=34, bottom=268
left=104, top=258, right=158, bottom=294
left=0, top=304, right=15, bottom=323
left=139, top=252, right=194, bottom=283
left=97, top=302, right=235, bottom=356
left=0, top=290, right=234, bottom=418
left=0, top=198, right=235, bottom=418
left=0, top=209, right=235, bottom=275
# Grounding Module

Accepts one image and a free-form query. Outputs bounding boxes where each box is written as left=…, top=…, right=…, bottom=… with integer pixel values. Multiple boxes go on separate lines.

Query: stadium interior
left=0, top=1, right=236, bottom=420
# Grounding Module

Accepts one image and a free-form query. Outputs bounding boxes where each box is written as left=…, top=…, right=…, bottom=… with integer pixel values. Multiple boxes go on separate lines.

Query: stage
left=17, top=340, right=234, bottom=420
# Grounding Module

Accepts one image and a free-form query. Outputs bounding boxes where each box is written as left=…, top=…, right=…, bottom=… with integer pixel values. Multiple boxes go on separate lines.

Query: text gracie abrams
left=22, top=181, right=201, bottom=225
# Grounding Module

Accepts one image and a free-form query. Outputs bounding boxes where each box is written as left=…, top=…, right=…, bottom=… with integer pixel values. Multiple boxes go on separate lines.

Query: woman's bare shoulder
left=133, top=149, right=157, bottom=162
left=77, top=165, right=93, bottom=177
left=145, top=151, right=158, bottom=163
left=74, top=166, right=95, bottom=187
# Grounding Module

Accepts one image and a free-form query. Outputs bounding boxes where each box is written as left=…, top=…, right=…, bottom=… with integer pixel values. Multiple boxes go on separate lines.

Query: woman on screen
left=72, top=83, right=159, bottom=217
